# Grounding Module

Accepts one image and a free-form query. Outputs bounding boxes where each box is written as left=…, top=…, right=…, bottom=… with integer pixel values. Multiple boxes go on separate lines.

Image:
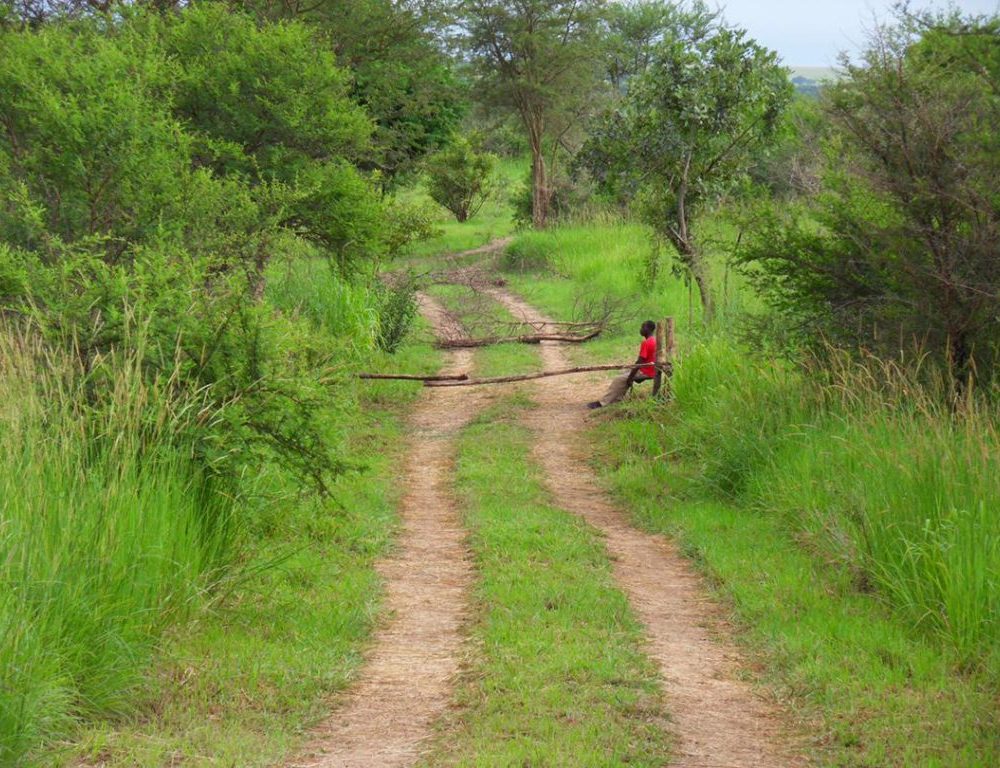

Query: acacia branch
left=435, top=329, right=601, bottom=348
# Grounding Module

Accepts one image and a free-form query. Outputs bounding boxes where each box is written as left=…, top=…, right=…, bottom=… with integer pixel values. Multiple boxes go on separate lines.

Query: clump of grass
left=500, top=234, right=553, bottom=272
left=0, top=328, right=238, bottom=765
left=266, top=255, right=378, bottom=349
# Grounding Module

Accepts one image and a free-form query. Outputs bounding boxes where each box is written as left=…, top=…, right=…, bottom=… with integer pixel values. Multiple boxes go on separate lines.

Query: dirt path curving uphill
left=287, top=294, right=487, bottom=768
left=488, top=287, right=807, bottom=768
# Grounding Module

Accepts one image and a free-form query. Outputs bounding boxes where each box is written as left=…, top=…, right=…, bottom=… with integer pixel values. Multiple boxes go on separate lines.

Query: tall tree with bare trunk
left=458, top=0, right=606, bottom=228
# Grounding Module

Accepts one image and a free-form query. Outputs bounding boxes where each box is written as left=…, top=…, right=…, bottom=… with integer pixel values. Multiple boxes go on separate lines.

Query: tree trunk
left=668, top=233, right=715, bottom=325
left=531, top=146, right=549, bottom=228
left=689, top=251, right=715, bottom=325
left=525, top=112, right=549, bottom=229
left=948, top=326, right=973, bottom=397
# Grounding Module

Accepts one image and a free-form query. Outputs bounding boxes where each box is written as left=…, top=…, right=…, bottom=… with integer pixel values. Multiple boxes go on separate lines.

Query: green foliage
left=655, top=340, right=1000, bottom=675
left=233, top=0, right=466, bottom=182
left=578, top=2, right=791, bottom=319
left=164, top=5, right=371, bottom=177
left=605, top=0, right=705, bottom=89
left=374, top=276, right=418, bottom=353
left=424, top=135, right=498, bottom=223
left=0, top=8, right=424, bottom=761
left=737, top=13, right=1000, bottom=383
left=0, top=329, right=238, bottom=765
left=458, top=0, right=608, bottom=227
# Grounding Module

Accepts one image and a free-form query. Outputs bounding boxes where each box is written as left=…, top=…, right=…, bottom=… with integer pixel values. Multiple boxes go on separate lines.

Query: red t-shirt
left=639, top=336, right=657, bottom=378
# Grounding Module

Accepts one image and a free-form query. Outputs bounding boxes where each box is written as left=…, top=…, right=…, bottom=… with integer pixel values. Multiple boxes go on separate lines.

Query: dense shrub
left=738, top=14, right=1000, bottom=385
left=0, top=8, right=391, bottom=489
left=424, top=135, right=498, bottom=222
left=375, top=276, right=419, bottom=353
left=0, top=7, right=417, bottom=761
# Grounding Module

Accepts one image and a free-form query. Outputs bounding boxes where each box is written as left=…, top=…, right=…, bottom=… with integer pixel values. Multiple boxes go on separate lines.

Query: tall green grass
left=502, top=218, right=756, bottom=341
left=639, top=338, right=1000, bottom=674
left=266, top=256, right=379, bottom=349
left=0, top=330, right=238, bottom=765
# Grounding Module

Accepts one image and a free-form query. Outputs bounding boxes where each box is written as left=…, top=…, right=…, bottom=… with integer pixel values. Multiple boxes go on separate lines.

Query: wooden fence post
left=652, top=317, right=674, bottom=399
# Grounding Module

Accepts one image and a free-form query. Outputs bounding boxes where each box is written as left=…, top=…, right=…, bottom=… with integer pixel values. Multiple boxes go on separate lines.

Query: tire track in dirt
left=488, top=287, right=807, bottom=768
left=287, top=294, right=487, bottom=768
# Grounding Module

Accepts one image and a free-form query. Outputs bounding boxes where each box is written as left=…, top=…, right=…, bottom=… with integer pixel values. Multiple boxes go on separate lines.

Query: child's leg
left=598, top=372, right=632, bottom=407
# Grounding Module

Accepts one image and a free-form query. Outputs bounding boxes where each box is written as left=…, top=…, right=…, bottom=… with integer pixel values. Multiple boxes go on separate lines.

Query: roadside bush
left=0, top=8, right=407, bottom=761
left=425, top=135, right=498, bottom=222
left=375, top=276, right=419, bottom=353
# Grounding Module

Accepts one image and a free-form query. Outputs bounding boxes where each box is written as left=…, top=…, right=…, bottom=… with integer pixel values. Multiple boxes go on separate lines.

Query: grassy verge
left=37, top=298, right=438, bottom=766
left=420, top=395, right=669, bottom=767
left=593, top=396, right=1000, bottom=767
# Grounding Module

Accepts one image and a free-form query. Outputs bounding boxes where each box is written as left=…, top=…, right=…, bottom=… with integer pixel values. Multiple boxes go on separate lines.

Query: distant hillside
left=788, top=66, right=840, bottom=97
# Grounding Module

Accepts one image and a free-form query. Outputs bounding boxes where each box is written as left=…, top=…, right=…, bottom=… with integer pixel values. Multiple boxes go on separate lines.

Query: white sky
left=713, top=0, right=1000, bottom=66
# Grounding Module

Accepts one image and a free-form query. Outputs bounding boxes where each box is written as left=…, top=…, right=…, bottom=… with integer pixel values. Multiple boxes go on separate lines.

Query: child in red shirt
left=588, top=320, right=657, bottom=408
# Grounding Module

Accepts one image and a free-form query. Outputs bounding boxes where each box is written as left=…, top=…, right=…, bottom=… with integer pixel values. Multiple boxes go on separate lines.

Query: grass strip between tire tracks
left=419, top=393, right=670, bottom=767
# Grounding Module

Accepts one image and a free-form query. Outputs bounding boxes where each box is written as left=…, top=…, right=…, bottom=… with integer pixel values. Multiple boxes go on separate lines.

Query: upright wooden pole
left=652, top=317, right=674, bottom=399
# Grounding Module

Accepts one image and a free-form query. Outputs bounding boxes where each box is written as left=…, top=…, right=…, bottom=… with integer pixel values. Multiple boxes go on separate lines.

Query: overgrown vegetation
left=0, top=2, right=445, bottom=762
left=738, top=14, right=1000, bottom=385
left=3, top=0, right=999, bottom=763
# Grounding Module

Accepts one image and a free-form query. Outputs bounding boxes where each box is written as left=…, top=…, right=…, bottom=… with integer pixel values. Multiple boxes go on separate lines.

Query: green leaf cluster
left=424, top=135, right=498, bottom=222
left=0, top=5, right=395, bottom=490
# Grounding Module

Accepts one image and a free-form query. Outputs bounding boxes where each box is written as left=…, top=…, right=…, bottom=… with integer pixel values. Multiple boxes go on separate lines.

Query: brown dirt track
left=286, top=267, right=804, bottom=768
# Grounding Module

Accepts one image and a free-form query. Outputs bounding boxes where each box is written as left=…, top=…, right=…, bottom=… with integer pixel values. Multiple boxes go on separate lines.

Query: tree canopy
left=578, top=2, right=791, bottom=321
left=458, top=0, right=608, bottom=228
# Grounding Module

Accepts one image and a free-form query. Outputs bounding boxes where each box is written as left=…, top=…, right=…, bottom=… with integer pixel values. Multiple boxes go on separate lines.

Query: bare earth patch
left=287, top=294, right=488, bottom=768
left=489, top=287, right=807, bottom=768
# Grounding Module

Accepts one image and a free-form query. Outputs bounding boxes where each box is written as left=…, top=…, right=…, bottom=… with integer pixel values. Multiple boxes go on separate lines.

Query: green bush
left=424, top=135, right=498, bottom=222
left=375, top=276, right=419, bottom=353
left=0, top=8, right=408, bottom=761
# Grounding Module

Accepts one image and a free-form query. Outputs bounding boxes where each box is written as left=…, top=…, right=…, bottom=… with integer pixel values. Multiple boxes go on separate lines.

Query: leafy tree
left=578, top=3, right=790, bottom=322
left=230, top=0, right=466, bottom=182
left=605, top=0, right=713, bottom=91
left=0, top=9, right=391, bottom=491
left=424, top=135, right=498, bottom=222
left=458, top=0, right=607, bottom=228
left=738, top=14, right=1000, bottom=385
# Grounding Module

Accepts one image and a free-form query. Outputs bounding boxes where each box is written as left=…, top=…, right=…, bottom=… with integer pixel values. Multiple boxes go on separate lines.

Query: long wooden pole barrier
left=436, top=329, right=600, bottom=349
left=423, top=362, right=670, bottom=388
left=359, top=372, right=470, bottom=381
